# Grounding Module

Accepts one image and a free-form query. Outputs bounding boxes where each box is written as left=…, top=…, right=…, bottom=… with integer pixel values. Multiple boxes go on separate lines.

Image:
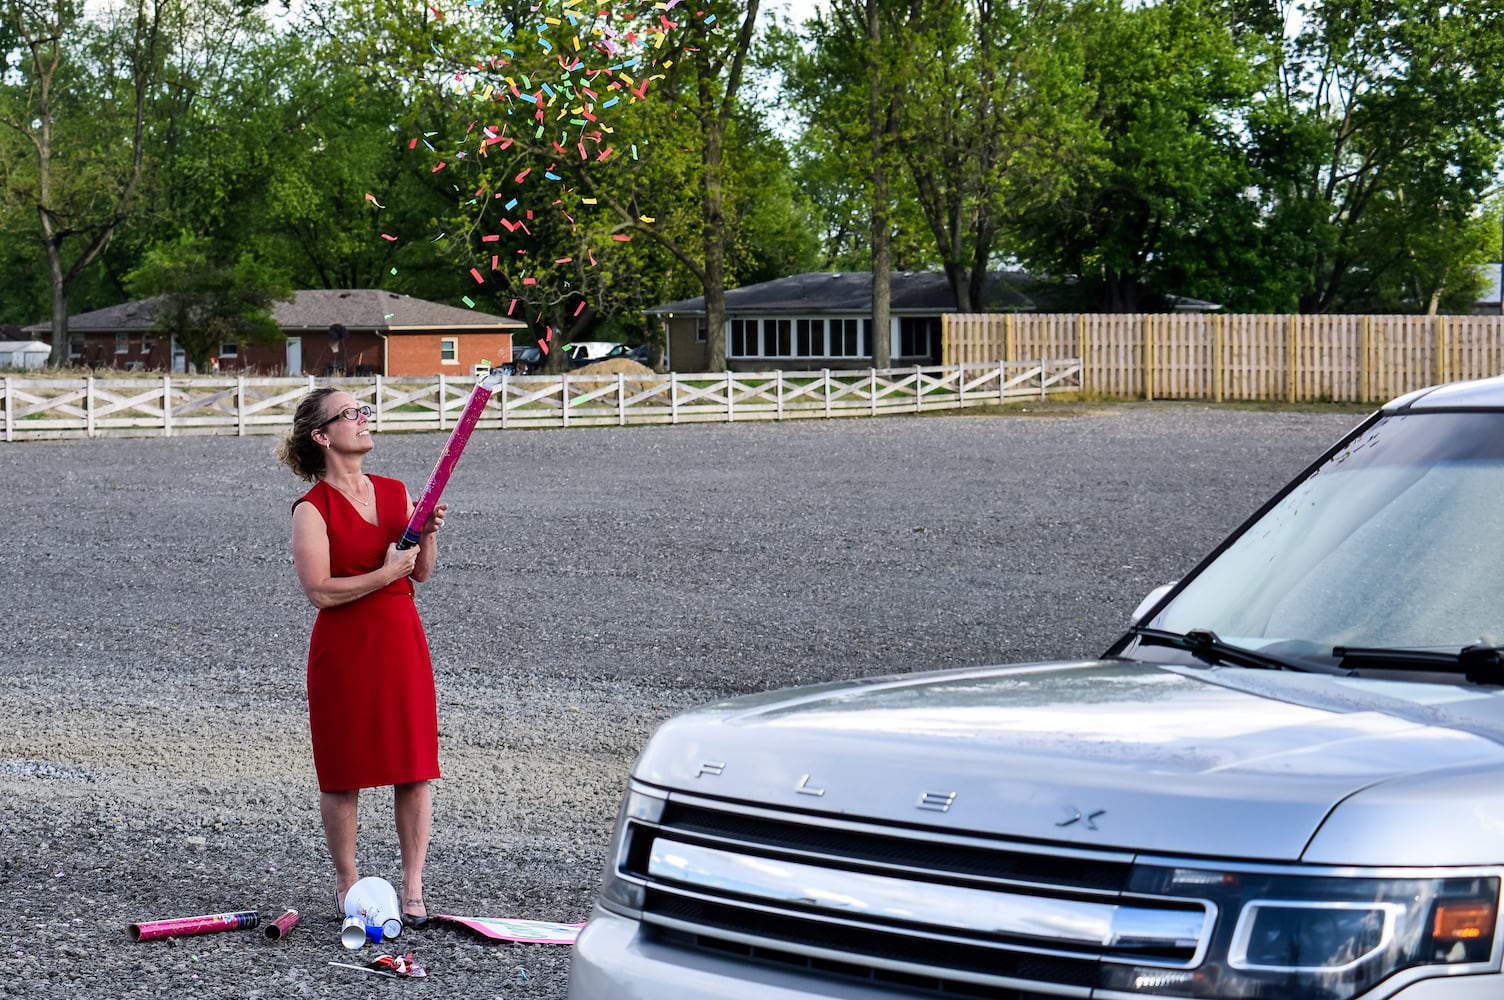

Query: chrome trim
left=1227, top=900, right=1405, bottom=973
left=655, top=787, right=1139, bottom=884
left=642, top=906, right=1094, bottom=999
left=917, top=790, right=957, bottom=813
left=646, top=838, right=1212, bottom=962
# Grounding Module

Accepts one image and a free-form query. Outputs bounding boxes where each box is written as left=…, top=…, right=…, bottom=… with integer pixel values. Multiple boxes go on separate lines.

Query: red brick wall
left=385, top=331, right=514, bottom=377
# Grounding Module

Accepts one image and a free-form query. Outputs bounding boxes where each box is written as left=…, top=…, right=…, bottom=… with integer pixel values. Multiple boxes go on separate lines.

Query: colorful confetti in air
left=368, top=0, right=721, bottom=353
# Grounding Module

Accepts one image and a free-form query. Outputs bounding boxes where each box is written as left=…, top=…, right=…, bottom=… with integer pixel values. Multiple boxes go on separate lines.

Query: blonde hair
left=277, top=387, right=341, bottom=482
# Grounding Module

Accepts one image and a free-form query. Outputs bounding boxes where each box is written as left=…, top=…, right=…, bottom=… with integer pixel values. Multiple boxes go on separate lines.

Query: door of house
left=286, top=336, right=302, bottom=376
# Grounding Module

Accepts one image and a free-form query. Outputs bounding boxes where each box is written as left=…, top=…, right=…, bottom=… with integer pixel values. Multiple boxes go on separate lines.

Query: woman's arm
left=292, top=502, right=418, bottom=608
left=407, top=494, right=447, bottom=584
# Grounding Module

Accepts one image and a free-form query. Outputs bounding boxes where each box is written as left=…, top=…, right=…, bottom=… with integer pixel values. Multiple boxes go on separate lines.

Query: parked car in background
left=571, top=375, right=1504, bottom=1000
left=564, top=341, right=626, bottom=367
left=503, top=344, right=543, bottom=375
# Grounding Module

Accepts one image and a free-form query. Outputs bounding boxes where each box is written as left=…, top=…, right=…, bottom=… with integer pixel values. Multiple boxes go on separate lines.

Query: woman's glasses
left=319, top=404, right=373, bottom=427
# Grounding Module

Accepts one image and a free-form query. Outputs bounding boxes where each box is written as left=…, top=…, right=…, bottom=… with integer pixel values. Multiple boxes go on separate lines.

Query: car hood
left=634, top=660, right=1504, bottom=863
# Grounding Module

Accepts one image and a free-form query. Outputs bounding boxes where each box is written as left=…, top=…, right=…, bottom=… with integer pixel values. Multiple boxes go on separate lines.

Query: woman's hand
left=383, top=541, right=421, bottom=581
left=422, top=502, right=449, bottom=536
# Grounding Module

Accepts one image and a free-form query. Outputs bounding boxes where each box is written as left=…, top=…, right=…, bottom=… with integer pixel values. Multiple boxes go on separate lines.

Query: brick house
left=25, top=289, right=526, bottom=376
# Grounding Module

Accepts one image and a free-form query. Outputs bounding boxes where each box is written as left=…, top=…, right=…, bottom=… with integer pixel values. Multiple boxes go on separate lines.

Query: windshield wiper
left=1333, top=644, right=1504, bottom=685
left=1132, top=627, right=1312, bottom=672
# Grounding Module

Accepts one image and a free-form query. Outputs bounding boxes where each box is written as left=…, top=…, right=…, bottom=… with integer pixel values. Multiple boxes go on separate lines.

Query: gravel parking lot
left=0, top=402, right=1362, bottom=998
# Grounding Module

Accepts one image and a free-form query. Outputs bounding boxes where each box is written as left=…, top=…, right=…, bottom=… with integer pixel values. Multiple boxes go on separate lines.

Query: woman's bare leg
left=395, top=780, right=432, bottom=915
left=320, top=789, right=361, bottom=911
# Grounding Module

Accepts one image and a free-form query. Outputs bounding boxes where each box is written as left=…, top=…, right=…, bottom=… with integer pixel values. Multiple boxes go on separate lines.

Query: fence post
left=1435, top=315, right=1447, bottom=386
left=915, top=365, right=923, bottom=412
left=163, top=375, right=174, bottom=437
left=374, top=374, right=385, bottom=432
left=1039, top=358, right=1047, bottom=400
left=617, top=373, right=626, bottom=426
left=670, top=372, right=679, bottom=424
left=777, top=371, right=785, bottom=420
left=726, top=372, right=735, bottom=423
left=1142, top=317, right=1154, bottom=401
left=439, top=374, right=449, bottom=431
left=870, top=368, right=878, bottom=416
left=86, top=376, right=96, bottom=438
left=1077, top=314, right=1088, bottom=395
left=998, top=360, right=1006, bottom=404
left=1287, top=315, right=1298, bottom=403
left=562, top=373, right=571, bottom=427
left=500, top=373, right=509, bottom=430
left=1360, top=316, right=1371, bottom=402
left=235, top=376, right=247, bottom=436
left=824, top=369, right=832, bottom=418
left=2, top=376, right=10, bottom=443
left=958, top=363, right=967, bottom=408
left=1213, top=314, right=1224, bottom=403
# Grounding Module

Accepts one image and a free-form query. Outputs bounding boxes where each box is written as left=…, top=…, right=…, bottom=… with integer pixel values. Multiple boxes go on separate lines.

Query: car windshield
left=1147, top=410, right=1504, bottom=658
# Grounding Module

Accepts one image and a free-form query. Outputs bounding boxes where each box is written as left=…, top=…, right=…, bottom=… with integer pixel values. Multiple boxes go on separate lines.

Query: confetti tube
left=264, top=909, right=300, bottom=940
left=128, top=910, right=259, bottom=942
left=396, top=369, right=508, bottom=550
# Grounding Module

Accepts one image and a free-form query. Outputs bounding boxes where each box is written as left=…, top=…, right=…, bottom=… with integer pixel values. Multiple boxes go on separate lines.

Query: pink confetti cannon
left=264, top=909, right=300, bottom=940
left=128, top=910, right=260, bottom=942
left=396, top=368, right=508, bottom=550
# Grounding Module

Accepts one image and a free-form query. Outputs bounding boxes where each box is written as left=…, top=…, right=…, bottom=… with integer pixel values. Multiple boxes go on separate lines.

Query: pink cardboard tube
left=264, top=909, right=300, bottom=940
left=396, top=370, right=505, bottom=549
left=128, top=910, right=259, bottom=942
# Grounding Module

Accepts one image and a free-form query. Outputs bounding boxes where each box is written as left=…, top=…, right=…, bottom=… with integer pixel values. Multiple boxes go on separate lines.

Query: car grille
left=615, top=792, right=1215, bottom=999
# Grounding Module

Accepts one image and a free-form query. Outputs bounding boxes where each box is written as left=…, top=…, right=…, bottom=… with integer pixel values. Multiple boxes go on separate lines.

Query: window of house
left=898, top=317, right=940, bottom=359
left=796, top=319, right=821, bottom=357
left=729, top=319, right=757, bottom=357
left=696, top=318, right=707, bottom=343
left=70, top=336, right=83, bottom=360
left=830, top=318, right=864, bottom=357
left=766, top=319, right=792, bottom=357
left=115, top=332, right=129, bottom=354
left=220, top=343, right=239, bottom=358
left=441, top=337, right=458, bottom=363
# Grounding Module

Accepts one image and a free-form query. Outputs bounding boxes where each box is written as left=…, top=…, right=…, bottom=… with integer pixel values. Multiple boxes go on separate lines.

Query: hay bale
left=565, top=357, right=664, bottom=401
left=571, top=357, right=654, bottom=376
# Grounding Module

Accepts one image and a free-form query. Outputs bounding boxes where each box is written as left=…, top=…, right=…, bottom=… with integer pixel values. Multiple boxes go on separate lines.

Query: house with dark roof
left=24, top=289, right=526, bottom=376
left=1475, top=264, right=1503, bottom=315
left=647, top=271, right=1037, bottom=372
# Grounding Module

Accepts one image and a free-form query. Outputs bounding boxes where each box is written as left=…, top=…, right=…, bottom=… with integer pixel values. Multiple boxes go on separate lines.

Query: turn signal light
left=1433, top=901, right=1495, bottom=941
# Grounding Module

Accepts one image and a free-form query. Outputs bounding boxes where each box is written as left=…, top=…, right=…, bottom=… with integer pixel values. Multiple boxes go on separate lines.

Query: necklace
left=326, top=477, right=370, bottom=507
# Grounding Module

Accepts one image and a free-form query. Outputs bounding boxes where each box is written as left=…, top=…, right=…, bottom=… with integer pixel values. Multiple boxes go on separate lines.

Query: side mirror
left=1129, top=583, right=1176, bottom=627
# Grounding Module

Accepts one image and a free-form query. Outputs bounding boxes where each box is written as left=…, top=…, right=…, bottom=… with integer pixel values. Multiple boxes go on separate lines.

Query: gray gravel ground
left=0, top=401, right=1363, bottom=998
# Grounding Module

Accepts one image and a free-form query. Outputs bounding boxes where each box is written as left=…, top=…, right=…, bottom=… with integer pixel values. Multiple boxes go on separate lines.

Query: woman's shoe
left=402, top=897, right=431, bottom=928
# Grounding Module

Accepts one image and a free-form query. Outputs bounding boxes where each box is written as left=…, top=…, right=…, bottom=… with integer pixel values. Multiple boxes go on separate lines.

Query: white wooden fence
left=0, top=360, right=1081, bottom=441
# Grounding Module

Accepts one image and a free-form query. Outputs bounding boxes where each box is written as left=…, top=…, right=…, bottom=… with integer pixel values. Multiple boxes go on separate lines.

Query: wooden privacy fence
left=0, top=360, right=1081, bottom=441
left=945, top=313, right=1504, bottom=402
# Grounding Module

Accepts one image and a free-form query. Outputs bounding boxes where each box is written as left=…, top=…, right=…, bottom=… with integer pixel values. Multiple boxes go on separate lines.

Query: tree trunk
left=703, top=120, right=729, bottom=371
left=866, top=0, right=891, bottom=369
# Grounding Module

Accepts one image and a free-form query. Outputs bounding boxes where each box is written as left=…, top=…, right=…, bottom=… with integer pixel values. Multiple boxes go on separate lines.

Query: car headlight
left=1101, top=866, right=1499, bottom=999
left=596, top=782, right=667, bottom=914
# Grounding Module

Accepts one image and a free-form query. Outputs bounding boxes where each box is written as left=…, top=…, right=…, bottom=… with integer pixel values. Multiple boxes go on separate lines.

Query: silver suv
left=571, top=377, right=1504, bottom=1000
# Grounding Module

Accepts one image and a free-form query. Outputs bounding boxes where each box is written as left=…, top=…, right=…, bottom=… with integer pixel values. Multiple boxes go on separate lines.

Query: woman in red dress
left=278, top=387, right=448, bottom=924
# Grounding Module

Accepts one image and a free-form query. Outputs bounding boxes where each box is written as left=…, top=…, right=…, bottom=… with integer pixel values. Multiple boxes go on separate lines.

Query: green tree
left=125, top=234, right=293, bottom=373
left=786, top=0, right=1093, bottom=314
left=1252, top=0, right=1504, bottom=313
left=1009, top=0, right=1268, bottom=312
left=0, top=0, right=168, bottom=364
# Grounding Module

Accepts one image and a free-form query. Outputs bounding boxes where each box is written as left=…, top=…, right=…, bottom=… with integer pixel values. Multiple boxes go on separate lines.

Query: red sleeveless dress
left=294, top=475, right=441, bottom=793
